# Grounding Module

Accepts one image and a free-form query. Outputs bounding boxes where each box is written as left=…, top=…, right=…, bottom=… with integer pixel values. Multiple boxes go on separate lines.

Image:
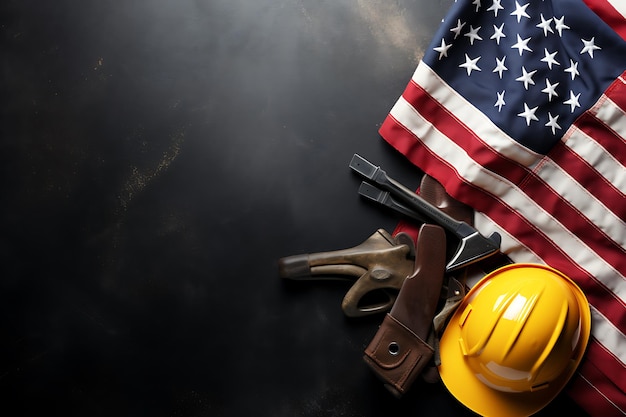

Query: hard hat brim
left=437, top=263, right=591, bottom=417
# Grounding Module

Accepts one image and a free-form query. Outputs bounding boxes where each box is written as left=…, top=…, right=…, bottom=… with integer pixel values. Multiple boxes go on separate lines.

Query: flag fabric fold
left=378, top=0, right=626, bottom=415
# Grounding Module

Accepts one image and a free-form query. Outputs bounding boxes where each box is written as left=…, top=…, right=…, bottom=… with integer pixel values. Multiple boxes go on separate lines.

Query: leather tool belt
left=279, top=174, right=495, bottom=396
left=362, top=175, right=474, bottom=396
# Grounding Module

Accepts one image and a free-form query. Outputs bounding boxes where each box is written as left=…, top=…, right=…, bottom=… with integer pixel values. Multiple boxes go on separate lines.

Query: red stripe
left=401, top=82, right=626, bottom=272
left=586, top=338, right=626, bottom=392
left=583, top=0, right=626, bottom=41
left=379, top=114, right=626, bottom=330
left=570, top=354, right=626, bottom=415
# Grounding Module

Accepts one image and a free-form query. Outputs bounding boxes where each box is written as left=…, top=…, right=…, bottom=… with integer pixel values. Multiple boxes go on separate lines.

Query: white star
left=487, top=0, right=504, bottom=17
left=511, top=34, right=533, bottom=56
left=580, top=37, right=601, bottom=58
left=450, top=19, right=466, bottom=39
left=536, top=14, right=553, bottom=36
left=564, top=90, right=581, bottom=112
left=433, top=38, right=452, bottom=60
left=459, top=54, right=481, bottom=76
left=540, top=48, right=560, bottom=69
left=494, top=90, right=506, bottom=112
left=493, top=56, right=508, bottom=79
left=491, top=23, right=506, bottom=45
left=511, top=1, right=531, bottom=23
left=545, top=112, right=562, bottom=135
left=516, top=66, right=537, bottom=90
left=541, top=78, right=559, bottom=101
left=554, top=16, right=570, bottom=37
left=518, top=103, right=539, bottom=126
left=564, top=59, right=580, bottom=80
left=472, top=0, right=481, bottom=12
left=464, top=25, right=483, bottom=45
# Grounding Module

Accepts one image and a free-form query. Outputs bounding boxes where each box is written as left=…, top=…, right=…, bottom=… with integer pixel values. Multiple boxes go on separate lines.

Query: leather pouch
left=363, top=313, right=434, bottom=397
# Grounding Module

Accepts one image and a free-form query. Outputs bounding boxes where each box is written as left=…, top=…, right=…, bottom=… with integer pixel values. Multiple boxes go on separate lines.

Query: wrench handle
left=384, top=175, right=470, bottom=236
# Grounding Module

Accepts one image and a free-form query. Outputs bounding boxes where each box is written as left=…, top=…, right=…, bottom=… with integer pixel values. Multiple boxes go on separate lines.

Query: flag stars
left=516, top=66, right=537, bottom=90
left=464, top=25, right=483, bottom=45
left=580, top=37, right=601, bottom=58
left=511, top=1, right=531, bottom=23
left=511, top=34, right=533, bottom=56
left=564, top=59, right=580, bottom=80
left=536, top=14, right=553, bottom=36
left=541, top=48, right=560, bottom=69
left=487, top=0, right=504, bottom=17
left=460, top=53, right=481, bottom=75
left=541, top=79, right=559, bottom=101
left=491, top=23, right=506, bottom=45
left=493, top=56, right=508, bottom=78
left=494, top=90, right=506, bottom=112
left=564, top=90, right=581, bottom=112
left=553, top=16, right=570, bottom=36
left=450, top=19, right=466, bottom=39
left=545, top=112, right=561, bottom=135
left=434, top=38, right=452, bottom=60
left=518, top=103, right=539, bottom=126
left=426, top=6, right=599, bottom=140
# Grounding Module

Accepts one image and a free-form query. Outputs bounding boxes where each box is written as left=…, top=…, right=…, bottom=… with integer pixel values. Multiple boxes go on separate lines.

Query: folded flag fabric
left=378, top=0, right=626, bottom=415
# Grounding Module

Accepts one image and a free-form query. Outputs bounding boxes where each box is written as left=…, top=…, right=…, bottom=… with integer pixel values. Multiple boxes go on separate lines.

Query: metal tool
left=358, top=182, right=430, bottom=224
left=278, top=229, right=416, bottom=317
left=349, top=154, right=501, bottom=272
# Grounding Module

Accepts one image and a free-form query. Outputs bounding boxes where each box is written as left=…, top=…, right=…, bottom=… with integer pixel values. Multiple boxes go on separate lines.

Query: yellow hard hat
left=438, top=263, right=591, bottom=417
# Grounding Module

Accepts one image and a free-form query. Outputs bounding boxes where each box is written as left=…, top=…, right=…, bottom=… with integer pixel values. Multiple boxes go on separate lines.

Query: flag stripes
left=379, top=63, right=625, bottom=413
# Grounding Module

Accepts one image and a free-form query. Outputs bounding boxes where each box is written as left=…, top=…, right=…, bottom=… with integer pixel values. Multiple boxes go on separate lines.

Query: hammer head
left=446, top=231, right=501, bottom=272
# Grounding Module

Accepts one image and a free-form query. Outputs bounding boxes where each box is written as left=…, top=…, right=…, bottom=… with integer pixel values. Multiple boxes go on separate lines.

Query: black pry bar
left=358, top=181, right=430, bottom=224
left=351, top=154, right=473, bottom=237
left=350, top=154, right=502, bottom=271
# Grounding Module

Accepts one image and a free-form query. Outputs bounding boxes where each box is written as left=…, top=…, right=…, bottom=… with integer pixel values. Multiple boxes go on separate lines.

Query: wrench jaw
left=445, top=231, right=502, bottom=272
left=341, top=273, right=399, bottom=318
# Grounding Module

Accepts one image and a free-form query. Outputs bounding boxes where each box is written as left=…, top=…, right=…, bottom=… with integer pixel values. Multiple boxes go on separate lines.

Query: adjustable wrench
left=349, top=154, right=501, bottom=272
left=278, top=229, right=416, bottom=317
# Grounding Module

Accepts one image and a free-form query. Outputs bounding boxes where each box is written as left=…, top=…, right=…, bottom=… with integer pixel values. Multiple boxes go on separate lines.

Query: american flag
left=378, top=0, right=626, bottom=414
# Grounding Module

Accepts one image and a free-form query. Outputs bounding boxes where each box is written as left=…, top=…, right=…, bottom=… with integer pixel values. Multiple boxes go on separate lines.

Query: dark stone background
left=1, top=1, right=587, bottom=415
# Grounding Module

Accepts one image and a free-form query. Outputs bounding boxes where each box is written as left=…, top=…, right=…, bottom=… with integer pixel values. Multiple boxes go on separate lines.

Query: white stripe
left=390, top=95, right=626, bottom=304
left=606, top=0, right=626, bottom=20
left=590, top=305, right=626, bottom=366
left=564, top=125, right=626, bottom=194
left=534, top=153, right=626, bottom=248
left=592, top=95, right=626, bottom=144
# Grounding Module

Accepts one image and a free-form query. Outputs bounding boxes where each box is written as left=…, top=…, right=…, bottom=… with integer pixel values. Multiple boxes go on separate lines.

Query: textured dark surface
left=1, top=1, right=588, bottom=416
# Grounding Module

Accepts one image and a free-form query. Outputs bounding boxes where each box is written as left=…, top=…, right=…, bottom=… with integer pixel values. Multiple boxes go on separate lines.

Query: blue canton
left=422, top=0, right=626, bottom=154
